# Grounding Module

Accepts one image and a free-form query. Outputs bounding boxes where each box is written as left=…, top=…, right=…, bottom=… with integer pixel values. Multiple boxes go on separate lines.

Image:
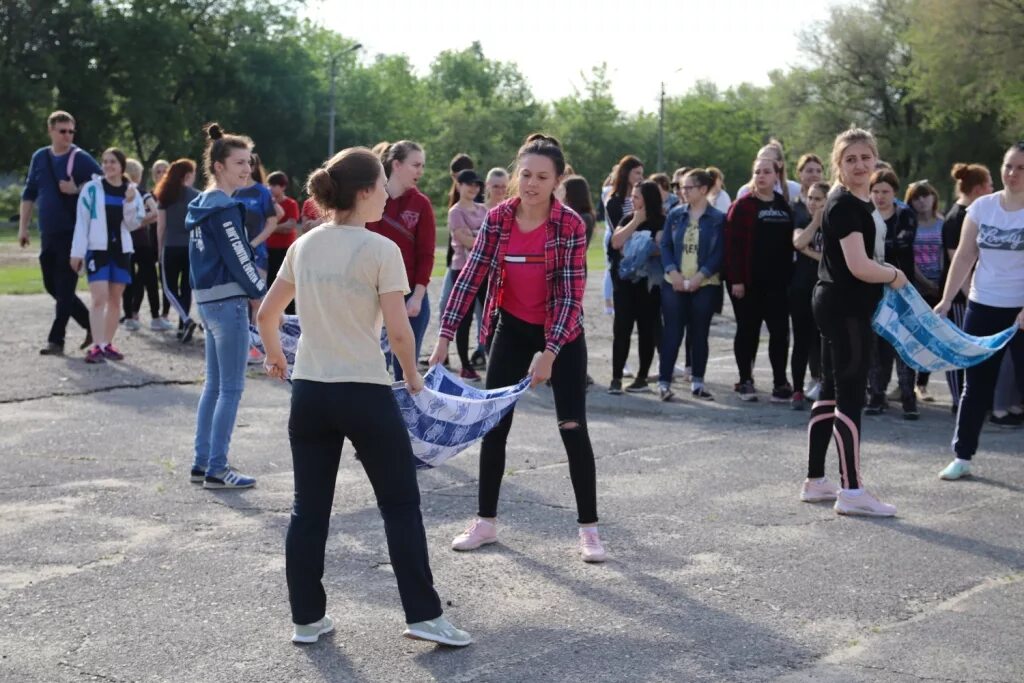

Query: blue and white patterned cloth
left=393, top=365, right=531, bottom=469
left=248, top=315, right=302, bottom=379
left=872, top=286, right=1018, bottom=373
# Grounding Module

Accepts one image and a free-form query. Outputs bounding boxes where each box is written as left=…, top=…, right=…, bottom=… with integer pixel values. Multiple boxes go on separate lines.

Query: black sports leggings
left=125, top=244, right=160, bottom=319
left=478, top=311, right=597, bottom=524
left=162, top=246, right=192, bottom=324
left=806, top=284, right=872, bottom=490
left=454, top=272, right=486, bottom=369
left=730, top=284, right=790, bottom=387
left=611, top=278, right=660, bottom=381
left=789, top=281, right=821, bottom=392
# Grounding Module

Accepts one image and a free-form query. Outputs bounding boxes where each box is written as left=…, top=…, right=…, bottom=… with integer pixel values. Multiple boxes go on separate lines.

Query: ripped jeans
left=476, top=310, right=597, bottom=524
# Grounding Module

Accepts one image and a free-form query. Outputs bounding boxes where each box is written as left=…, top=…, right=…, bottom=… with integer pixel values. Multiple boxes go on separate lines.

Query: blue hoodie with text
left=186, top=190, right=267, bottom=303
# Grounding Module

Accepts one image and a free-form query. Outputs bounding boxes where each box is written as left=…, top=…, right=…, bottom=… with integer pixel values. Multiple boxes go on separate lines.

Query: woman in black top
left=559, top=175, right=596, bottom=248
left=800, top=128, right=907, bottom=518
left=608, top=180, right=663, bottom=394
left=789, top=180, right=829, bottom=409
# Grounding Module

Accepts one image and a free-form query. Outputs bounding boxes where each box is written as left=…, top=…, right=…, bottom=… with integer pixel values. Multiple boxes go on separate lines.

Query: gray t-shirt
left=160, top=186, right=200, bottom=248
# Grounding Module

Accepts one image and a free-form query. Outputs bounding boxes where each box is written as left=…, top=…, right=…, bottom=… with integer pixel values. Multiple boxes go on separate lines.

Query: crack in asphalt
left=0, top=379, right=201, bottom=405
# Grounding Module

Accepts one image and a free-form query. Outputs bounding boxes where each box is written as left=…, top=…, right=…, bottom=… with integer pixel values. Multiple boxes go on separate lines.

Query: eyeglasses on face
left=57, top=128, right=75, bottom=135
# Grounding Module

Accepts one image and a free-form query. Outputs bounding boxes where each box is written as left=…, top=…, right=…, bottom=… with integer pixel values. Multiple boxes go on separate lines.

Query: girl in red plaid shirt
left=429, top=134, right=607, bottom=563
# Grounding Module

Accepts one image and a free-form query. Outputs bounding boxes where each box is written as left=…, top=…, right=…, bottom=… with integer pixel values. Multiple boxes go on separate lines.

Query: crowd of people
left=15, top=109, right=1024, bottom=646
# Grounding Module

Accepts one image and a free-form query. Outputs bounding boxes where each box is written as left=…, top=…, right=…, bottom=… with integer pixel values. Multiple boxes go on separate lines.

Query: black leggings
left=162, top=246, right=192, bottom=324
left=731, top=285, right=790, bottom=387
left=611, top=278, right=660, bottom=381
left=268, top=246, right=295, bottom=314
left=455, top=273, right=486, bottom=369
left=287, top=380, right=442, bottom=626
left=479, top=311, right=597, bottom=524
left=125, top=244, right=160, bottom=319
left=869, top=337, right=916, bottom=402
left=806, top=285, right=873, bottom=490
left=789, top=281, right=821, bottom=392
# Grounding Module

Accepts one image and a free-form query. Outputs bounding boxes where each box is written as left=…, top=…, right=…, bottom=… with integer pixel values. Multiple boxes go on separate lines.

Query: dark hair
left=249, top=152, right=267, bottom=185
left=560, top=175, right=594, bottom=215
left=950, top=163, right=991, bottom=197
left=612, top=155, right=643, bottom=199
left=517, top=133, right=566, bottom=175
left=808, top=181, right=831, bottom=197
left=905, top=180, right=942, bottom=220
left=267, top=171, right=289, bottom=188
left=379, top=140, right=424, bottom=179
left=683, top=168, right=714, bottom=191
left=448, top=153, right=474, bottom=207
left=47, top=110, right=74, bottom=127
left=202, top=122, right=253, bottom=183
left=101, top=147, right=128, bottom=181
left=796, top=153, right=824, bottom=172
left=634, top=180, right=664, bottom=222
left=869, top=168, right=900, bottom=192
left=154, top=158, right=197, bottom=207
left=306, top=147, right=382, bottom=214
left=648, top=173, right=671, bottom=192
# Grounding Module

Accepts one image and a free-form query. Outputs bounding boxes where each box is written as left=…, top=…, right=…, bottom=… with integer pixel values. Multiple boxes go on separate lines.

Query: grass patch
left=0, top=263, right=88, bottom=295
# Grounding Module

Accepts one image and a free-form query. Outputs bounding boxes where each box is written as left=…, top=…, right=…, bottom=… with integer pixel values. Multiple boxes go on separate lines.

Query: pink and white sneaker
left=834, top=489, right=896, bottom=517
left=800, top=477, right=839, bottom=503
left=451, top=518, right=497, bottom=551
left=578, top=527, right=607, bottom=563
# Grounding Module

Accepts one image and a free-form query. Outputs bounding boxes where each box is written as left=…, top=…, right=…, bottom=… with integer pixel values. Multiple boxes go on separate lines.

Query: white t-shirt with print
left=966, top=192, right=1024, bottom=308
left=277, top=224, right=410, bottom=384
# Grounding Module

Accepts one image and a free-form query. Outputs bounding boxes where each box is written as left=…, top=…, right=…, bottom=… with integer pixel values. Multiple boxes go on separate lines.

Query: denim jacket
left=660, top=203, right=725, bottom=279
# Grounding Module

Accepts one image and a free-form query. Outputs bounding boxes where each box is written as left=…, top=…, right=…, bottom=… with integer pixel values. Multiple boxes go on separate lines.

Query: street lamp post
left=657, top=81, right=665, bottom=173
left=328, top=42, right=362, bottom=158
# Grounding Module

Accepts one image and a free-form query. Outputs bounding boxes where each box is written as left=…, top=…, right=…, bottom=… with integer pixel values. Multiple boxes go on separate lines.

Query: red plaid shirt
left=439, top=197, right=586, bottom=355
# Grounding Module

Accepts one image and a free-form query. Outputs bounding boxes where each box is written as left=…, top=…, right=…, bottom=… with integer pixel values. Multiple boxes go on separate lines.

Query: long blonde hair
left=830, top=128, right=879, bottom=188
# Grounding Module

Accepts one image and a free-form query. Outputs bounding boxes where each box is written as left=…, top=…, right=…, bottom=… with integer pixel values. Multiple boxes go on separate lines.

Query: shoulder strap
left=65, top=145, right=79, bottom=178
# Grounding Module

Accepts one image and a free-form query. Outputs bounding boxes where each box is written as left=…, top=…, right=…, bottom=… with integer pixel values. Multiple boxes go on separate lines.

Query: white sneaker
left=916, top=385, right=934, bottom=402
left=150, top=317, right=175, bottom=331
left=451, top=518, right=497, bottom=551
left=800, top=477, right=839, bottom=502
left=292, top=615, right=335, bottom=644
left=675, top=365, right=692, bottom=382
left=124, top=318, right=141, bottom=332
left=834, top=489, right=896, bottom=517
left=805, top=382, right=821, bottom=402
left=579, top=527, right=607, bottom=563
left=403, top=615, right=472, bottom=647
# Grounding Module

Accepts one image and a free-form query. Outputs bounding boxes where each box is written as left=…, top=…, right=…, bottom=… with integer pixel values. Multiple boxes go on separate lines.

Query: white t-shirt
left=712, top=190, right=732, bottom=213
left=736, top=179, right=802, bottom=203
left=966, top=192, right=1024, bottom=308
left=277, top=224, right=410, bottom=383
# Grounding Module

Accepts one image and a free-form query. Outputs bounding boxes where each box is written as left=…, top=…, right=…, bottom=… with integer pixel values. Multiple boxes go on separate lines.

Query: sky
left=306, top=0, right=856, bottom=112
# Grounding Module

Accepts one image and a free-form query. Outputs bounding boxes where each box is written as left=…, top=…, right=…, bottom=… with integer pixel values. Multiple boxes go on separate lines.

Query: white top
left=736, top=179, right=802, bottom=203
left=966, top=192, right=1024, bottom=308
left=277, top=224, right=410, bottom=383
left=712, top=190, right=732, bottom=213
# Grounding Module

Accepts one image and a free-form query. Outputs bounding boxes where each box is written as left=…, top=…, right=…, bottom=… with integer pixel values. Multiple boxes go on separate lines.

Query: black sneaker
left=80, top=329, right=93, bottom=350
left=625, top=378, right=650, bottom=393
left=470, top=349, right=487, bottom=370
left=658, top=385, right=675, bottom=402
left=865, top=395, right=887, bottom=415
left=738, top=380, right=758, bottom=402
left=902, top=397, right=920, bottom=421
left=39, top=342, right=65, bottom=356
left=190, top=467, right=206, bottom=484
left=770, top=384, right=794, bottom=403
left=989, top=412, right=1023, bottom=428
left=691, top=387, right=714, bottom=401
left=180, top=320, right=197, bottom=344
left=608, top=379, right=623, bottom=395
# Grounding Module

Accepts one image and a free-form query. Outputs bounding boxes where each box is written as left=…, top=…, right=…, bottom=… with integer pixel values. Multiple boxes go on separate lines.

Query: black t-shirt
left=751, top=193, right=795, bottom=286
left=102, top=179, right=127, bottom=255
left=882, top=206, right=917, bottom=276
left=942, top=203, right=968, bottom=304
left=608, top=212, right=663, bottom=285
left=817, top=187, right=882, bottom=312
left=605, top=195, right=627, bottom=233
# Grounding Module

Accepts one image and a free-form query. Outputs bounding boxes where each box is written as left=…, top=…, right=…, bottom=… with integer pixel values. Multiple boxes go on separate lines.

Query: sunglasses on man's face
left=57, top=128, right=75, bottom=135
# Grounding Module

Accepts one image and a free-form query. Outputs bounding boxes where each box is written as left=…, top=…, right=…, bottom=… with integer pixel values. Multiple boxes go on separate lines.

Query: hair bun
left=206, top=123, right=223, bottom=141
left=951, top=163, right=968, bottom=180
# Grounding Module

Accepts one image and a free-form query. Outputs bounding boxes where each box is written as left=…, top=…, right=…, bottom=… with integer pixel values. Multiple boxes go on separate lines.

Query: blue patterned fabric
left=393, top=365, right=531, bottom=469
left=248, top=314, right=302, bottom=379
left=872, top=286, right=1017, bottom=373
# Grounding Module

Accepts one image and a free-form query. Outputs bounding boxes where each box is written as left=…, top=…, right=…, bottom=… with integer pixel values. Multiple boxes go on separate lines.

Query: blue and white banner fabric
left=872, top=286, right=1017, bottom=373
left=393, top=365, right=531, bottom=469
left=248, top=314, right=302, bottom=379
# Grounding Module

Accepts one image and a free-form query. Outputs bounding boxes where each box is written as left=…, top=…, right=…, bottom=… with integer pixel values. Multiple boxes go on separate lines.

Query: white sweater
left=71, top=175, right=144, bottom=258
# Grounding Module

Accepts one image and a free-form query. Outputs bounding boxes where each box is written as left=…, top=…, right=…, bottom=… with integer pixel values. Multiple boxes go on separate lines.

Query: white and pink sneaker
left=579, top=527, right=607, bottom=563
left=800, top=477, right=839, bottom=503
left=451, top=518, right=498, bottom=551
left=834, top=489, right=896, bottom=517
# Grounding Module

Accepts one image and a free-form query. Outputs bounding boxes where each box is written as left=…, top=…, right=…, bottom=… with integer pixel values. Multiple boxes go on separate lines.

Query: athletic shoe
left=248, top=346, right=265, bottom=365
left=203, top=466, right=256, bottom=489
left=80, top=330, right=93, bottom=350
left=800, top=477, right=839, bottom=503
left=579, top=527, right=607, bottom=563
left=770, top=384, right=794, bottom=403
left=189, top=467, right=206, bottom=484
left=902, top=397, right=919, bottom=421
left=625, top=378, right=650, bottom=393
left=85, top=346, right=106, bottom=364
left=292, top=615, right=335, bottom=644
left=938, top=459, right=972, bottom=480
left=102, top=344, right=124, bottom=361
left=622, top=363, right=635, bottom=379
left=460, top=367, right=481, bottom=382
left=180, top=320, right=197, bottom=344
left=151, top=318, right=175, bottom=332
left=39, top=342, right=64, bottom=356
left=916, top=385, right=935, bottom=402
left=865, top=395, right=887, bottom=415
left=124, top=318, right=141, bottom=332
left=403, top=616, right=472, bottom=647
left=790, top=391, right=806, bottom=410
left=691, top=386, right=714, bottom=401
left=658, top=385, right=675, bottom=402
left=607, top=379, right=623, bottom=395
left=989, top=412, right=1023, bottom=428
left=834, top=489, right=896, bottom=517
left=738, top=380, right=758, bottom=402
left=470, top=348, right=487, bottom=370
left=805, top=381, right=821, bottom=402
left=451, top=518, right=497, bottom=551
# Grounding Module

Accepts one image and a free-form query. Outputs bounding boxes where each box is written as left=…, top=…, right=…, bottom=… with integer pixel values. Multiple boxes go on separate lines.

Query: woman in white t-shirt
left=256, top=147, right=471, bottom=647
left=934, top=142, right=1024, bottom=481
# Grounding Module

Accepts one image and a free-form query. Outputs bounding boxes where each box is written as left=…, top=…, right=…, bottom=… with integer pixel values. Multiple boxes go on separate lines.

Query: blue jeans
left=194, top=297, right=250, bottom=475
left=659, top=283, right=718, bottom=385
left=392, top=292, right=430, bottom=381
